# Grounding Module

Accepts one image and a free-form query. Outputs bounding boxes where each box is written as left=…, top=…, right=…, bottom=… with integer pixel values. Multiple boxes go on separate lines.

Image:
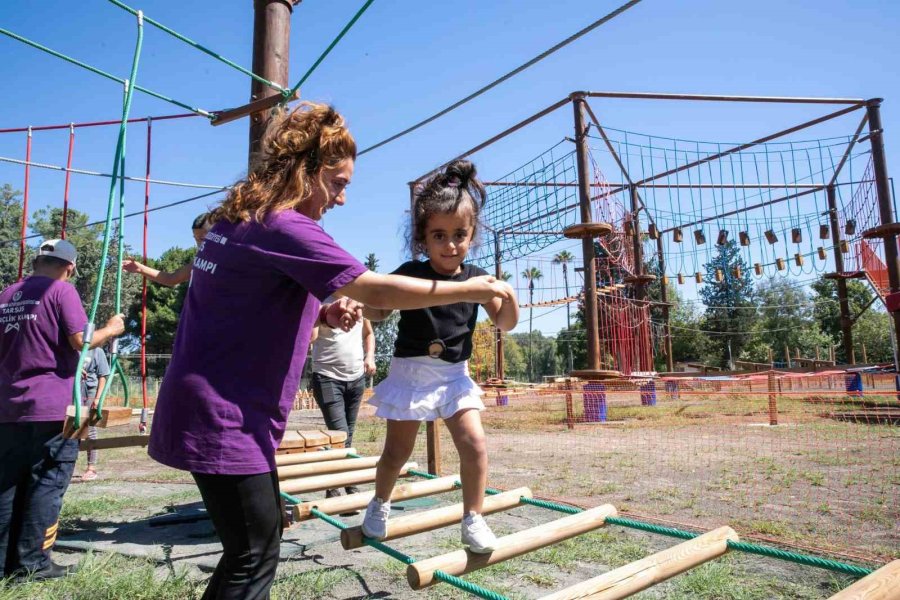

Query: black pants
left=0, top=421, right=78, bottom=577
left=192, top=471, right=282, bottom=600
left=311, top=372, right=365, bottom=447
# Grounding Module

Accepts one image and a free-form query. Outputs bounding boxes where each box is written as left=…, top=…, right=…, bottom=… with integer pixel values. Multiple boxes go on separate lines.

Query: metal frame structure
left=410, top=90, right=898, bottom=378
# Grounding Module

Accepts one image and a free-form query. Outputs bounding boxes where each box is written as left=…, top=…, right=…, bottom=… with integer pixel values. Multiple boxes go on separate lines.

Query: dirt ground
left=44, top=402, right=896, bottom=599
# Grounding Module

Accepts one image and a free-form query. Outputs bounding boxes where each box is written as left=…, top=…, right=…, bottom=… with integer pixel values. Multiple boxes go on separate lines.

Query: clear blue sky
left=0, top=0, right=898, bottom=335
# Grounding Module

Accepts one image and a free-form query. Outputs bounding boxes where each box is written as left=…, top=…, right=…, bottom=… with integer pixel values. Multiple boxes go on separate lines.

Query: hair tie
left=446, top=175, right=461, bottom=188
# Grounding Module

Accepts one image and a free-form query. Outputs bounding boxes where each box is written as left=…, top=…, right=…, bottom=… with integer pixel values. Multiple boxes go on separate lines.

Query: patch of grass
left=745, top=519, right=791, bottom=538
left=59, top=496, right=136, bottom=528
left=0, top=553, right=200, bottom=600
left=529, top=530, right=648, bottom=572
left=271, top=567, right=351, bottom=599
left=523, top=572, right=556, bottom=587
left=800, top=471, right=826, bottom=487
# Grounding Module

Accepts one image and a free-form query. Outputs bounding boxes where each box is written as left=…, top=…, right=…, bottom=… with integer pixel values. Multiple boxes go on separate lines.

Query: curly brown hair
left=411, top=160, right=485, bottom=256
left=210, top=102, right=356, bottom=224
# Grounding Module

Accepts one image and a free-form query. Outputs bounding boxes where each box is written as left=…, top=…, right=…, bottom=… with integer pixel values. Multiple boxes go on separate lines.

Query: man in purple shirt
left=0, top=239, right=124, bottom=582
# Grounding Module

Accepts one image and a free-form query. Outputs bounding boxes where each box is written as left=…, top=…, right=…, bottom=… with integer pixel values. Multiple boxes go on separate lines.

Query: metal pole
left=573, top=93, right=601, bottom=371
left=249, top=0, right=299, bottom=167
left=657, top=235, right=673, bottom=372
left=827, top=185, right=855, bottom=364
left=584, top=90, right=865, bottom=105
left=494, top=233, right=504, bottom=379
left=865, top=99, right=900, bottom=367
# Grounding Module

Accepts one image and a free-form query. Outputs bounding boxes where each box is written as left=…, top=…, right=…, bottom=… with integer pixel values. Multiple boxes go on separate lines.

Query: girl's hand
left=323, top=297, right=364, bottom=332
left=466, top=276, right=513, bottom=304
left=122, top=259, right=144, bottom=274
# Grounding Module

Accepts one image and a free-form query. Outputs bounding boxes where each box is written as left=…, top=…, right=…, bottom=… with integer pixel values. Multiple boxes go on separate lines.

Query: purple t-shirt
left=0, top=276, right=88, bottom=423
left=148, top=210, right=367, bottom=475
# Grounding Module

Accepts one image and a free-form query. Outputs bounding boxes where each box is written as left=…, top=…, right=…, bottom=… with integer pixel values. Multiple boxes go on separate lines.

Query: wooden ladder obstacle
left=278, top=451, right=898, bottom=599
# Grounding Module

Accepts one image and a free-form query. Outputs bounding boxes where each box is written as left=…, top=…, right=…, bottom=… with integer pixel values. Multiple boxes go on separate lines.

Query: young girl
left=363, top=160, right=519, bottom=553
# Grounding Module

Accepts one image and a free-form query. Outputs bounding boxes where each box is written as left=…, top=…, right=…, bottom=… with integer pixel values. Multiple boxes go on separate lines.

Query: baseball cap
left=38, top=239, right=78, bottom=274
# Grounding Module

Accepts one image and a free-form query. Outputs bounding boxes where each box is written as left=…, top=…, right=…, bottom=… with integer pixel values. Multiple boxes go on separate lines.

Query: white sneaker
left=361, top=498, right=391, bottom=540
left=461, top=512, right=498, bottom=554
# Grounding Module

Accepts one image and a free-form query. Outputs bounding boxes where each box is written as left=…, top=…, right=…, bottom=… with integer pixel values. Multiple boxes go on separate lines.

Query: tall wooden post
left=656, top=235, right=673, bottom=372
left=572, top=93, right=601, bottom=371
left=249, top=0, right=300, bottom=165
left=630, top=186, right=645, bottom=294
left=866, top=99, right=900, bottom=368
left=826, top=185, right=855, bottom=364
left=494, top=233, right=504, bottom=379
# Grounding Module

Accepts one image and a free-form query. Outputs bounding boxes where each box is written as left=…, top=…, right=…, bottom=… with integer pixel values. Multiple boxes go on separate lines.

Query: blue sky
left=0, top=0, right=898, bottom=335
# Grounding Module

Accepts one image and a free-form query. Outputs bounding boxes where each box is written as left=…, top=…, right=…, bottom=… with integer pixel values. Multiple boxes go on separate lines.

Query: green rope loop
left=72, top=12, right=143, bottom=428
left=106, top=0, right=286, bottom=93
left=432, top=571, right=510, bottom=600
left=605, top=516, right=697, bottom=540
left=726, top=541, right=873, bottom=578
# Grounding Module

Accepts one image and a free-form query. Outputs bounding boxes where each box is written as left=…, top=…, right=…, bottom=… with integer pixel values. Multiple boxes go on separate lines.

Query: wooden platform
left=562, top=222, right=612, bottom=239
left=862, top=222, right=900, bottom=239
left=569, top=369, right=622, bottom=381
left=276, top=429, right=348, bottom=454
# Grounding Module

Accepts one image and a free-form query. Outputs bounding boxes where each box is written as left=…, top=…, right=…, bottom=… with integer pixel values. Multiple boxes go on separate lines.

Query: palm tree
left=553, top=251, right=576, bottom=371
left=500, top=271, right=512, bottom=281
left=521, top=267, right=543, bottom=381
left=364, top=253, right=379, bottom=272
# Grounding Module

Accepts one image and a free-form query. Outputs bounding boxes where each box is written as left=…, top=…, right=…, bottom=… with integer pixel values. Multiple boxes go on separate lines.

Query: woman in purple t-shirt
left=147, top=102, right=512, bottom=599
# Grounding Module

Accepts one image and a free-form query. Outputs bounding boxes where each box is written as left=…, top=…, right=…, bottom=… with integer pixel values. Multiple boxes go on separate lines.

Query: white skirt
left=368, top=356, right=485, bottom=421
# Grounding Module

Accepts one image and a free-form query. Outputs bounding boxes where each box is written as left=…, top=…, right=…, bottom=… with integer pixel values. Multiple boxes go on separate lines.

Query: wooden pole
left=826, top=559, right=900, bottom=600
left=249, top=0, right=300, bottom=167
left=407, top=504, right=617, bottom=589
left=277, top=455, right=380, bottom=480
left=494, top=232, right=504, bottom=379
left=862, top=343, right=868, bottom=364
left=572, top=94, right=601, bottom=371
left=291, top=474, right=460, bottom=522
left=656, top=235, right=673, bottom=372
left=827, top=185, right=855, bottom=364
left=341, top=487, right=532, bottom=549
left=280, top=462, right=416, bottom=495
left=426, top=421, right=441, bottom=476
left=275, top=447, right=357, bottom=467
left=767, top=370, right=778, bottom=426
left=784, top=344, right=791, bottom=368
left=539, top=526, right=739, bottom=600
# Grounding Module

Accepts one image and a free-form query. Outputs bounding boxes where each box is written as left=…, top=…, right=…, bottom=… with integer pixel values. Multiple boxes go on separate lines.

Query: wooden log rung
left=539, top=526, right=739, bottom=600
left=291, top=474, right=461, bottom=522
left=79, top=435, right=149, bottom=452
left=278, top=455, right=380, bottom=480
left=280, top=462, right=416, bottom=495
left=275, top=447, right=358, bottom=467
left=341, top=487, right=532, bottom=550
left=826, top=559, right=900, bottom=600
left=406, top=504, right=618, bottom=590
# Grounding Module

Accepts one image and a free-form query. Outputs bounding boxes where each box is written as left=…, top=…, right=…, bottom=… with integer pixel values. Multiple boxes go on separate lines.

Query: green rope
left=72, top=13, right=143, bottom=428
left=405, top=470, right=875, bottom=579
left=286, top=0, right=377, bottom=98
left=281, top=491, right=508, bottom=599
left=106, top=0, right=286, bottom=94
left=0, top=27, right=212, bottom=118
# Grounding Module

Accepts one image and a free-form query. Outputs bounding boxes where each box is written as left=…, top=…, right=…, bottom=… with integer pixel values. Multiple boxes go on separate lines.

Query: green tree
left=499, top=271, right=512, bottom=281
left=521, top=267, right=542, bottom=380
left=853, top=309, right=894, bottom=364
left=30, top=207, right=142, bottom=333
left=811, top=278, right=875, bottom=363
left=364, top=253, right=379, bottom=272
left=699, top=240, right=755, bottom=367
left=502, top=334, right=527, bottom=381
left=0, top=184, right=24, bottom=289
left=372, top=311, right=399, bottom=384
left=741, top=277, right=830, bottom=364
left=125, top=246, right=195, bottom=358
left=553, top=250, right=576, bottom=371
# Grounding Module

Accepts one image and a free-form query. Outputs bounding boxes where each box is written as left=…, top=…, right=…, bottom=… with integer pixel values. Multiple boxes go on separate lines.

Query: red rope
left=0, top=112, right=198, bottom=135
left=140, top=119, right=152, bottom=423
left=61, top=125, right=75, bottom=239
left=17, top=128, right=32, bottom=281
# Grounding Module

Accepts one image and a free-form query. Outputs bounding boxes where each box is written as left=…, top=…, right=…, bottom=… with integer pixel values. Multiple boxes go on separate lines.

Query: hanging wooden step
left=539, top=526, right=739, bottom=600
left=291, top=473, right=461, bottom=523
left=823, top=271, right=867, bottom=280
left=277, top=455, right=380, bottom=480
left=280, top=461, right=417, bottom=495
left=623, top=274, right=657, bottom=286
left=826, top=559, right=900, bottom=599
left=79, top=434, right=149, bottom=452
left=275, top=447, right=358, bottom=467
left=406, top=504, right=617, bottom=590
left=862, top=222, right=900, bottom=240
left=569, top=369, right=622, bottom=381
left=562, top=222, right=613, bottom=240
left=342, top=487, right=532, bottom=550
left=64, top=405, right=133, bottom=439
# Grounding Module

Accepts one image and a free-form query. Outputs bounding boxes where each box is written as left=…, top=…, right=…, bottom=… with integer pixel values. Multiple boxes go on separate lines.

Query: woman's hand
left=122, top=259, right=145, bottom=274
